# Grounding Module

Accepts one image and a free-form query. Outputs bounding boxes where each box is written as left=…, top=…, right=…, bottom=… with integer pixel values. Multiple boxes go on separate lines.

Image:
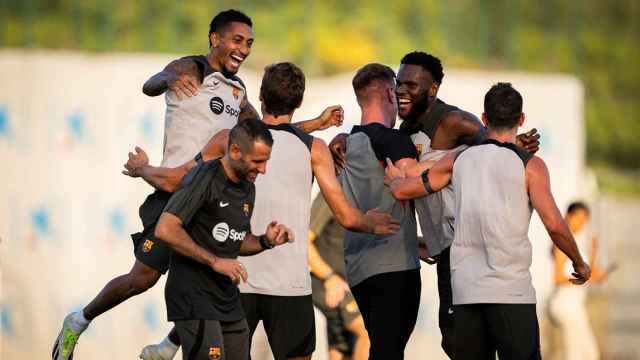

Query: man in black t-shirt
left=154, top=119, right=294, bottom=360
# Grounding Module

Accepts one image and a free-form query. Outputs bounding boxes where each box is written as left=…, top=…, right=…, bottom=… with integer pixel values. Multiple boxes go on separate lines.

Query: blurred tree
left=0, top=0, right=638, bottom=170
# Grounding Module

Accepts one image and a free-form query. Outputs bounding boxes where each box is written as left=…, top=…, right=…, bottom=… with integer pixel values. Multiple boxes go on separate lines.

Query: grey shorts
left=174, top=319, right=249, bottom=360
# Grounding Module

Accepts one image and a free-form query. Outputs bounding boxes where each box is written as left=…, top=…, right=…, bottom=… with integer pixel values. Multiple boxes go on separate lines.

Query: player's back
left=161, top=55, right=245, bottom=168
left=239, top=123, right=314, bottom=296
left=451, top=139, right=535, bottom=305
left=339, top=124, right=419, bottom=288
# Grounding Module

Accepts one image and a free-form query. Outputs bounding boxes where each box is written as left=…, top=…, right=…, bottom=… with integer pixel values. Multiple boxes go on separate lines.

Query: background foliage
left=2, top=0, right=638, bottom=178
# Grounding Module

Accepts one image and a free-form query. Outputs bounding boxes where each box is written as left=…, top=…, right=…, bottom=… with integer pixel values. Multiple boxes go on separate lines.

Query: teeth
left=231, top=55, right=244, bottom=62
left=398, top=99, right=411, bottom=104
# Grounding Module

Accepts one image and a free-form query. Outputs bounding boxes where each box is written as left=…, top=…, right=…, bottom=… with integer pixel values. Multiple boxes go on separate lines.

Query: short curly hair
left=208, top=9, right=252, bottom=46
left=400, top=51, right=444, bottom=84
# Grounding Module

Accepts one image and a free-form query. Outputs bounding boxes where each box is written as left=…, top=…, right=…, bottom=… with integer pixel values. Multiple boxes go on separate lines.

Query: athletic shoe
left=52, top=313, right=84, bottom=360
left=139, top=344, right=176, bottom=360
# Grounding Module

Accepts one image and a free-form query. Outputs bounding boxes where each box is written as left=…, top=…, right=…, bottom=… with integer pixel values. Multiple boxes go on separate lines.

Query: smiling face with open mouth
left=396, top=64, right=437, bottom=121
left=210, top=22, right=254, bottom=76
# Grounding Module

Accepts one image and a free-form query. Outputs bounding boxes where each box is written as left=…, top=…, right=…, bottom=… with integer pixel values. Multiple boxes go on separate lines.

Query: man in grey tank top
left=124, top=62, right=400, bottom=360
left=331, top=51, right=541, bottom=358
left=336, top=63, right=420, bottom=360
left=386, top=83, right=591, bottom=360
left=53, top=9, right=346, bottom=360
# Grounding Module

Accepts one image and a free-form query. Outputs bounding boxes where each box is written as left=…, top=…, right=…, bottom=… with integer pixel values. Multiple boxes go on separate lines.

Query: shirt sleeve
left=163, top=163, right=215, bottom=226
left=381, top=129, right=418, bottom=163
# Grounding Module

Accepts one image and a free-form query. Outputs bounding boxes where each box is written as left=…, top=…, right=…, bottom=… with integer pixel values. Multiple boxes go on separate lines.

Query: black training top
left=399, top=98, right=460, bottom=137
left=163, top=159, right=255, bottom=322
left=350, top=123, right=418, bottom=163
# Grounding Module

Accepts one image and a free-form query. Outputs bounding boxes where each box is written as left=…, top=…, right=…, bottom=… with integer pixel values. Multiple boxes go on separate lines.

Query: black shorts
left=453, top=303, right=541, bottom=360
left=436, top=246, right=454, bottom=357
left=311, top=275, right=360, bottom=354
left=174, top=319, right=249, bottom=360
left=131, top=191, right=172, bottom=274
left=241, top=293, right=315, bottom=359
left=351, top=269, right=421, bottom=360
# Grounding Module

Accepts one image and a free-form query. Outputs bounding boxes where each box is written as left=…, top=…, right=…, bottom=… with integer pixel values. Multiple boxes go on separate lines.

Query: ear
left=229, top=143, right=242, bottom=160
left=481, top=113, right=490, bottom=128
left=429, top=83, right=439, bottom=97
left=387, top=86, right=396, bottom=104
left=210, top=32, right=220, bottom=48
left=519, top=113, right=525, bottom=127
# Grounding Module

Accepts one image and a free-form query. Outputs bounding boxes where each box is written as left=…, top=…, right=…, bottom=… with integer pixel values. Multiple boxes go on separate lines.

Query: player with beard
left=395, top=52, right=539, bottom=358
left=330, top=52, right=540, bottom=358
left=125, top=62, right=399, bottom=360
left=386, top=83, right=590, bottom=359
left=52, top=10, right=341, bottom=360
left=155, top=118, right=293, bottom=360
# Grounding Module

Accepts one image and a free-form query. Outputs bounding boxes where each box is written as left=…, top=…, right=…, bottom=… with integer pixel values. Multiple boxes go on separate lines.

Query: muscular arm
left=388, top=152, right=456, bottom=200
left=311, top=138, right=399, bottom=234
left=142, top=58, right=201, bottom=98
left=155, top=212, right=217, bottom=267
left=238, top=96, right=261, bottom=122
left=440, top=111, right=540, bottom=153
left=527, top=156, right=588, bottom=282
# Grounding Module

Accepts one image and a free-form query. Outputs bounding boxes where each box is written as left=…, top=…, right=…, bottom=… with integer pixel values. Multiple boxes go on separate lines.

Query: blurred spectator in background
left=549, top=201, right=618, bottom=360
left=308, top=194, right=370, bottom=360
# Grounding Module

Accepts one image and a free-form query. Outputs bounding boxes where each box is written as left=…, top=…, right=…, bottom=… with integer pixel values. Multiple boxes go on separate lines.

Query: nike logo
left=213, top=80, right=220, bottom=86
left=219, top=201, right=229, bottom=208
left=448, top=308, right=454, bottom=315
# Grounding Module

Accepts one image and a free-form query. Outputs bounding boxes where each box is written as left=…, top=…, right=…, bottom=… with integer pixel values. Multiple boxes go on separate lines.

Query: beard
left=407, top=93, right=431, bottom=120
left=229, top=158, right=250, bottom=181
left=399, top=94, right=432, bottom=134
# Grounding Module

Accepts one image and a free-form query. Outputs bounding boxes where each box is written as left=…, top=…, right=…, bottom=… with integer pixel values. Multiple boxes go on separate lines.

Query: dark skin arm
left=435, top=111, right=540, bottom=152
left=142, top=58, right=201, bottom=99
left=146, top=62, right=344, bottom=134
left=329, top=112, right=540, bottom=173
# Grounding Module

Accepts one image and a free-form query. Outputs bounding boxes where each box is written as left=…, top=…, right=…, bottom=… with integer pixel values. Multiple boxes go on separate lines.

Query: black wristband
left=259, top=234, right=274, bottom=250
left=194, top=152, right=204, bottom=165
left=421, top=169, right=434, bottom=194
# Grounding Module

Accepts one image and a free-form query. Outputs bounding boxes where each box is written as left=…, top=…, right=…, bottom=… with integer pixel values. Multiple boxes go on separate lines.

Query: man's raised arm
left=310, top=138, right=399, bottom=235
left=122, top=130, right=230, bottom=192
left=142, top=57, right=201, bottom=99
left=443, top=111, right=540, bottom=153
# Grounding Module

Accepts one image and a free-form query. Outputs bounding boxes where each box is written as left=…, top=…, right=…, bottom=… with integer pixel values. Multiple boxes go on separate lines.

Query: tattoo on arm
left=239, top=97, right=260, bottom=122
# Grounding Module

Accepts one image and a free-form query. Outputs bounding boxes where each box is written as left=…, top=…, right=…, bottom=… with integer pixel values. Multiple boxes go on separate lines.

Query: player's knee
left=347, top=316, right=369, bottom=340
left=128, top=268, right=160, bottom=294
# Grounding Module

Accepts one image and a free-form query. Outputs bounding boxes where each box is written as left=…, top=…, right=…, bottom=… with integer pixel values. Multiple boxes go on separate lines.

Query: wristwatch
left=259, top=234, right=274, bottom=250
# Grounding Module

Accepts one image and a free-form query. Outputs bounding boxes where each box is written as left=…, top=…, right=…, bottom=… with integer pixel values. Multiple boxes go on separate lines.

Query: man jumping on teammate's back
left=126, top=62, right=399, bottom=360
left=52, top=10, right=341, bottom=360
